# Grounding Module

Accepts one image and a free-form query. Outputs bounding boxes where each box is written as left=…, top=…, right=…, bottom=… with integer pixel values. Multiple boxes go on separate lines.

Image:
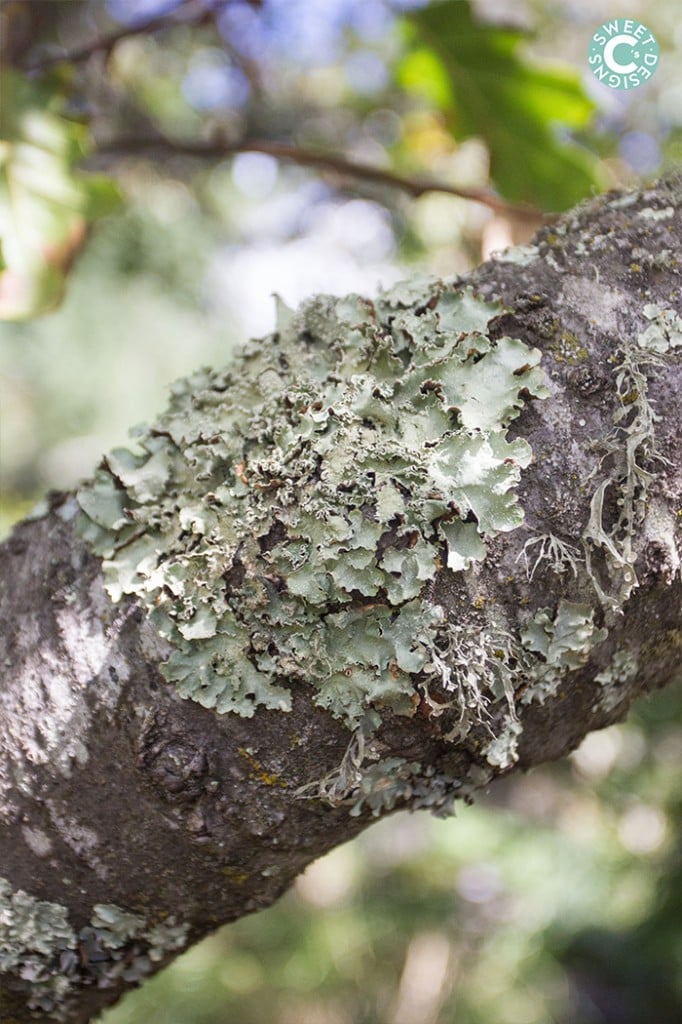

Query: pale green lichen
left=72, top=271, right=673, bottom=814
left=76, top=905, right=188, bottom=996
left=593, top=647, right=639, bottom=712
left=143, top=918, right=190, bottom=963
left=0, top=877, right=77, bottom=1013
left=0, top=879, right=188, bottom=1016
left=298, top=726, right=470, bottom=818
left=89, top=904, right=146, bottom=949
left=492, top=242, right=539, bottom=266
left=0, top=878, right=75, bottom=975
left=520, top=601, right=608, bottom=705
left=83, top=905, right=189, bottom=975
left=348, top=756, right=422, bottom=816
left=349, top=757, right=467, bottom=818
left=77, top=280, right=549, bottom=729
left=638, top=205, right=674, bottom=221
left=301, top=739, right=486, bottom=818
left=637, top=304, right=682, bottom=353
left=483, top=717, right=523, bottom=769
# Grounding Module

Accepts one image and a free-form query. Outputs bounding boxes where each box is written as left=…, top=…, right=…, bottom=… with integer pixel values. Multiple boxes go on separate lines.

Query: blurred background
left=0, top=1, right=681, bottom=1021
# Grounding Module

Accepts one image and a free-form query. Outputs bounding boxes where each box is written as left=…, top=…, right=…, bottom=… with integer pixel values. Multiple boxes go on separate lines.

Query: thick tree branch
left=93, top=134, right=542, bottom=219
left=1, top=178, right=681, bottom=1023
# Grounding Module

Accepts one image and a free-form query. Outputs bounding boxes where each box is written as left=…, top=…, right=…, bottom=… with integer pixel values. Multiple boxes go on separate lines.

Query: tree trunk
left=1, top=177, right=681, bottom=1023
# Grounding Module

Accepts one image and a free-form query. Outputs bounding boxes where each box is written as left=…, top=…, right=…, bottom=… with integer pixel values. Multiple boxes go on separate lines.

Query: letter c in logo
left=603, top=34, right=638, bottom=74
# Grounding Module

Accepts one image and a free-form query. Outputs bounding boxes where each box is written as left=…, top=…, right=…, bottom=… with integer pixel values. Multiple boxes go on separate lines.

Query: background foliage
left=1, top=1, right=681, bottom=1022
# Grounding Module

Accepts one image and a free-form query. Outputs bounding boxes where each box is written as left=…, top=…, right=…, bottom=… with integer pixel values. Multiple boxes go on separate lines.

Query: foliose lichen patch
left=0, top=877, right=188, bottom=1017
left=593, top=646, right=639, bottom=712
left=77, top=280, right=549, bottom=730
left=0, top=877, right=74, bottom=1012
left=637, top=304, right=682, bottom=353
left=520, top=600, right=608, bottom=705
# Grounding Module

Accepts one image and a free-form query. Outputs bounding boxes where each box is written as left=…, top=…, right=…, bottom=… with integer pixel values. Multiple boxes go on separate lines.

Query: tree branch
left=23, top=0, right=228, bottom=73
left=93, top=134, right=544, bottom=219
left=2, top=179, right=681, bottom=1023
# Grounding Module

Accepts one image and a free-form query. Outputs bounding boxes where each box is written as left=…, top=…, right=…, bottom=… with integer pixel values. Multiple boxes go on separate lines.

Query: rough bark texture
left=1, top=178, right=681, bottom=1023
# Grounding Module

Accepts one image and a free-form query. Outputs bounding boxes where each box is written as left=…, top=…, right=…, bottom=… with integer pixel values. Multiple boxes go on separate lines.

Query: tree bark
left=1, top=177, right=681, bottom=1023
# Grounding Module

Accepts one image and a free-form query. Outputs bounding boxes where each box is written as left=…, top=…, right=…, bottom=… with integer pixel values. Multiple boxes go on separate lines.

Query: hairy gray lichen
left=77, top=280, right=549, bottom=730
left=420, top=617, right=519, bottom=741
left=0, top=878, right=189, bottom=1016
left=517, top=532, right=583, bottom=581
left=582, top=350, right=666, bottom=608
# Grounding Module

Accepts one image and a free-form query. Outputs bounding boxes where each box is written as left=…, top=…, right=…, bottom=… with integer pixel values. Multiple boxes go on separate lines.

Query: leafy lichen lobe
left=77, top=280, right=549, bottom=727
left=521, top=601, right=608, bottom=704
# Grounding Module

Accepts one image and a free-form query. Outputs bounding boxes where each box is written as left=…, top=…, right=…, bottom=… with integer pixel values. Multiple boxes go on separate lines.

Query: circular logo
left=587, top=19, right=660, bottom=89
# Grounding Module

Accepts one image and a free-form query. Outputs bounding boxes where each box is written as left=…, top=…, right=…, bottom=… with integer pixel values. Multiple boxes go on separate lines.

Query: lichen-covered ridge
left=76, top=253, right=681, bottom=809
left=77, top=280, right=549, bottom=738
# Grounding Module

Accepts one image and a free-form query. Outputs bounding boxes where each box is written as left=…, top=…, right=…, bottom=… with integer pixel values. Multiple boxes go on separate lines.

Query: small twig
left=93, top=134, right=543, bottom=220
left=220, top=32, right=263, bottom=95
left=23, top=0, right=224, bottom=73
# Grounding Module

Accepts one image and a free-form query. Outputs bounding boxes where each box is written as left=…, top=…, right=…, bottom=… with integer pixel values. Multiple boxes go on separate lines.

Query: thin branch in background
left=21, top=0, right=540, bottom=220
left=93, top=134, right=544, bottom=220
left=23, top=0, right=228, bottom=73
left=220, top=33, right=263, bottom=96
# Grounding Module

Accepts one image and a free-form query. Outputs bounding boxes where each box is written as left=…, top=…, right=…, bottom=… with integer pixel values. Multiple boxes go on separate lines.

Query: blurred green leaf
left=0, top=70, right=120, bottom=320
left=398, top=0, right=603, bottom=210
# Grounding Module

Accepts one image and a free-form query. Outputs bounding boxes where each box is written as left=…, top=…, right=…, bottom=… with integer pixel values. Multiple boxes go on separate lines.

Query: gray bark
left=1, top=177, right=681, bottom=1023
